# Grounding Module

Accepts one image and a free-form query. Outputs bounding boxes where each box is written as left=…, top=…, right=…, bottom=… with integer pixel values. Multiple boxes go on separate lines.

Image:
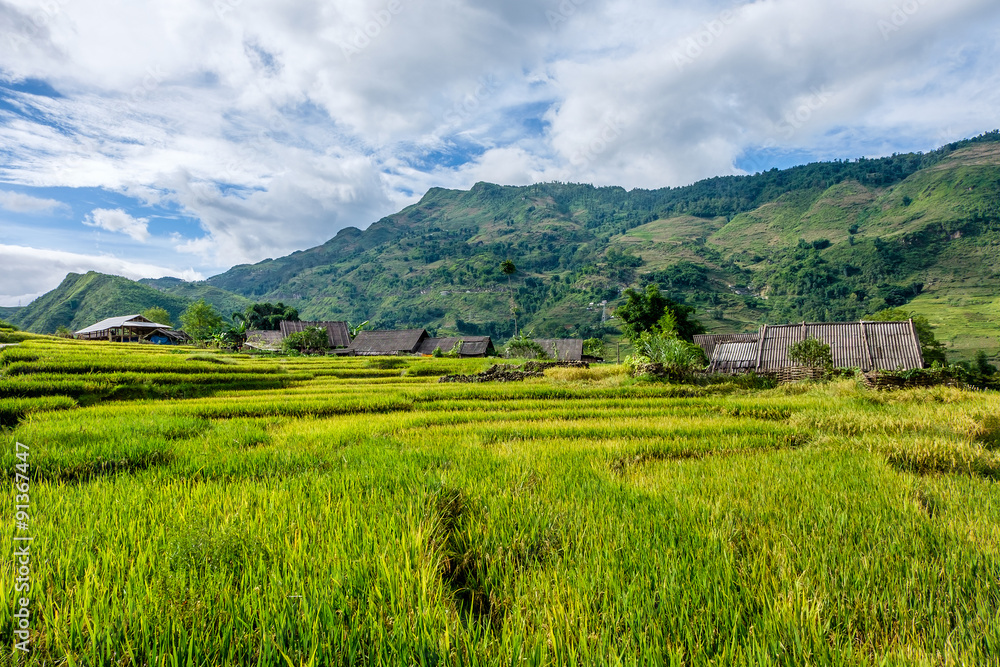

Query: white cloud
left=0, top=0, right=996, bottom=302
left=0, top=244, right=203, bottom=306
left=83, top=208, right=151, bottom=241
left=0, top=190, right=68, bottom=213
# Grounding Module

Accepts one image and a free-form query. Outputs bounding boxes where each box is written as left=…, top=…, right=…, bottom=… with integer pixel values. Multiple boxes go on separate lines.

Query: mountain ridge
left=8, top=132, right=1000, bottom=361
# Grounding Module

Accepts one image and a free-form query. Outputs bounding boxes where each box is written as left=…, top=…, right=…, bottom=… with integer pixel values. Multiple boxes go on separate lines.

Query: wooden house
left=348, top=329, right=428, bottom=356
left=244, top=321, right=351, bottom=351
left=279, top=321, right=352, bottom=348
left=532, top=339, right=602, bottom=363
left=75, top=314, right=190, bottom=344
left=417, top=336, right=496, bottom=357
left=694, top=334, right=759, bottom=360
left=705, top=321, right=924, bottom=374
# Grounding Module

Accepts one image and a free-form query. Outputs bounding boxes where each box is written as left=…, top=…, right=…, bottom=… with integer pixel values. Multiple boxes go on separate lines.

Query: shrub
left=583, top=338, right=605, bottom=360
left=504, top=333, right=548, bottom=359
left=281, top=327, right=329, bottom=354
left=787, top=337, right=833, bottom=369
left=625, top=330, right=707, bottom=381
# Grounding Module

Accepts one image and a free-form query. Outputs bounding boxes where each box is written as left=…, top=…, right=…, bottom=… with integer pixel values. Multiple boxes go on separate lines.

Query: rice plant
left=0, top=337, right=998, bottom=665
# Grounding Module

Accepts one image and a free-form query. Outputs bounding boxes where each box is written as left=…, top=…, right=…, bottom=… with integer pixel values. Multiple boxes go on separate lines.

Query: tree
left=869, top=308, right=946, bottom=366
left=787, top=337, right=833, bottom=369
left=180, top=299, right=225, bottom=342
left=973, top=350, right=998, bottom=377
left=500, top=260, right=518, bottom=336
left=142, top=306, right=172, bottom=327
left=613, top=284, right=705, bottom=342
left=243, top=302, right=299, bottom=330
left=583, top=338, right=605, bottom=360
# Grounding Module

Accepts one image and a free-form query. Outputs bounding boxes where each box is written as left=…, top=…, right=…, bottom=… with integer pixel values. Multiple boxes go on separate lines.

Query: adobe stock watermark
left=6, top=0, right=70, bottom=53
left=214, top=0, right=244, bottom=21
left=443, top=75, right=499, bottom=126
left=223, top=113, right=291, bottom=180
left=341, top=0, right=406, bottom=61
left=13, top=441, right=33, bottom=655
left=777, top=86, right=832, bottom=139
left=741, top=87, right=834, bottom=175
left=671, top=9, right=741, bottom=72
left=570, top=116, right=625, bottom=169
left=546, top=0, right=588, bottom=31
left=110, top=66, right=166, bottom=119
left=878, top=0, right=932, bottom=41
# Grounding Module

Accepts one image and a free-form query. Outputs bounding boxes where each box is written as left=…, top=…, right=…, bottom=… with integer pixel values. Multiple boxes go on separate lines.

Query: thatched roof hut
left=694, top=334, right=759, bottom=360
left=756, top=321, right=923, bottom=372
left=534, top=339, right=586, bottom=362
left=279, top=321, right=351, bottom=348
left=348, top=329, right=428, bottom=356
left=417, top=336, right=495, bottom=357
left=706, top=320, right=924, bottom=374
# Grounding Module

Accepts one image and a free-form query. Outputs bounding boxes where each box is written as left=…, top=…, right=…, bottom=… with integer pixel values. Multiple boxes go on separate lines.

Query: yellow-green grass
left=1, top=339, right=999, bottom=665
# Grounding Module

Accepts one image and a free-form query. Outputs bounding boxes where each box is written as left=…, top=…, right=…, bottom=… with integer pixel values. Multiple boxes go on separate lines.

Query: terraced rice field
left=1, top=337, right=999, bottom=665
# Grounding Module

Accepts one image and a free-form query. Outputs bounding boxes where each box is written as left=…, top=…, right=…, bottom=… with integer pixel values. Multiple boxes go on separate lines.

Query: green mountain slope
left=9, top=272, right=193, bottom=333
left=196, top=133, right=1000, bottom=359
left=8, top=272, right=251, bottom=334
left=17, top=132, right=1000, bottom=362
left=138, top=278, right=252, bottom=319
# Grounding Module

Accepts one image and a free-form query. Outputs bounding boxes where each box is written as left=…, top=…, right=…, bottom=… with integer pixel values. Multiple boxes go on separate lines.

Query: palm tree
left=500, top=260, right=518, bottom=336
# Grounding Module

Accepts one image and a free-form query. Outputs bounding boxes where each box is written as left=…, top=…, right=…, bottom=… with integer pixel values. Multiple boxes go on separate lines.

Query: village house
left=74, top=314, right=191, bottom=344
left=245, top=321, right=351, bottom=351
left=697, top=320, right=925, bottom=374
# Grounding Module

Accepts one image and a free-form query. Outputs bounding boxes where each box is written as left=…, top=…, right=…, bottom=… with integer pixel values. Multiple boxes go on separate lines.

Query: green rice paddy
left=1, top=338, right=999, bottom=665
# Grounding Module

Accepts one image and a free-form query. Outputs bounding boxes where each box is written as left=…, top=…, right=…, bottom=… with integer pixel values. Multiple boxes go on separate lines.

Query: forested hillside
left=10, top=132, right=1000, bottom=361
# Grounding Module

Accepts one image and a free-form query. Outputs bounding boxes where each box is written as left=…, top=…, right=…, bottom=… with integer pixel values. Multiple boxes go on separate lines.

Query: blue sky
left=1, top=0, right=999, bottom=305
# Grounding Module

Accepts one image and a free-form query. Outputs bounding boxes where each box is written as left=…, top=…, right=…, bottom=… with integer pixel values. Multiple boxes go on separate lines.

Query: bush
left=583, top=338, right=605, bottom=360
left=625, top=330, right=707, bottom=381
left=787, top=337, right=833, bottom=369
left=504, top=333, right=548, bottom=359
left=282, top=327, right=329, bottom=354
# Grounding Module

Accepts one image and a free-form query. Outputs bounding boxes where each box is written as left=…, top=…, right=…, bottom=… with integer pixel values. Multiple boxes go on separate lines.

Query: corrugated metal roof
left=694, top=333, right=758, bottom=359
left=348, top=329, right=427, bottom=355
left=534, top=339, right=584, bottom=362
left=245, top=329, right=284, bottom=350
left=756, top=321, right=923, bottom=372
left=75, top=314, right=169, bottom=335
left=417, top=336, right=494, bottom=357
left=709, top=341, right=758, bottom=373
left=280, top=320, right=351, bottom=348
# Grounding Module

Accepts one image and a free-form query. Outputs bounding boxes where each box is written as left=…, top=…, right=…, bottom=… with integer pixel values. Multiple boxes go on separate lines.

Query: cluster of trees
left=613, top=284, right=708, bottom=380
left=176, top=300, right=300, bottom=347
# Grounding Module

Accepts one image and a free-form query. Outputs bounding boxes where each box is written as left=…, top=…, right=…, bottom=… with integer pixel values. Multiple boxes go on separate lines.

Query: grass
left=0, top=339, right=998, bottom=665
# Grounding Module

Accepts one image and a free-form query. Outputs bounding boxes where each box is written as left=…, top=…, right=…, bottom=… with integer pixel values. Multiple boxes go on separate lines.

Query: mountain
left=203, top=132, right=1000, bottom=359
left=7, top=272, right=251, bottom=334
left=12, top=132, right=1000, bottom=361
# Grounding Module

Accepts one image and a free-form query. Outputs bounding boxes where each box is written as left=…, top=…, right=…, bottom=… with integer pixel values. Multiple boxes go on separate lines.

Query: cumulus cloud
left=83, top=208, right=151, bottom=241
left=0, top=244, right=203, bottom=306
left=0, top=190, right=68, bottom=213
left=0, top=0, right=997, bottom=301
